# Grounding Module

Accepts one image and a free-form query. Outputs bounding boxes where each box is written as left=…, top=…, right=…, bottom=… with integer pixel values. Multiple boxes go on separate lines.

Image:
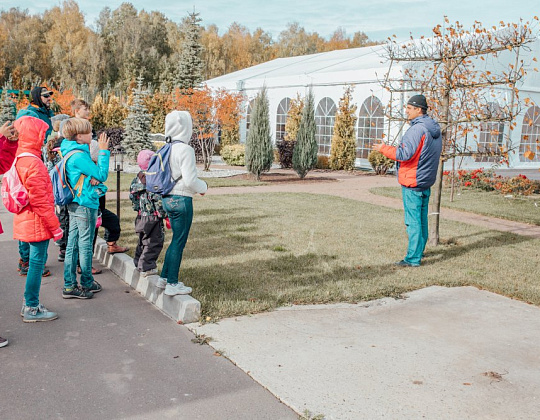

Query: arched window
left=315, top=97, right=336, bottom=155
left=475, top=102, right=504, bottom=162
left=357, top=96, right=384, bottom=159
left=275, top=97, right=291, bottom=142
left=520, top=105, right=540, bottom=162
left=245, top=99, right=256, bottom=141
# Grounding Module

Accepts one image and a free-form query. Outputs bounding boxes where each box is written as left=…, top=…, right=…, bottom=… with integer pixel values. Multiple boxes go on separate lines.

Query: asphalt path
left=0, top=207, right=296, bottom=420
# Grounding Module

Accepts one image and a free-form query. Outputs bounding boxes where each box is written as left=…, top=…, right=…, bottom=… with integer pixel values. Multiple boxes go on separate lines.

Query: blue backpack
left=49, top=150, right=85, bottom=205
left=145, top=140, right=182, bottom=196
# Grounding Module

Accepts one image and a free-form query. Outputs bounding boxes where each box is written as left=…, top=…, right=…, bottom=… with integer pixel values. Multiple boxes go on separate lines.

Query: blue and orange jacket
left=379, top=115, right=442, bottom=191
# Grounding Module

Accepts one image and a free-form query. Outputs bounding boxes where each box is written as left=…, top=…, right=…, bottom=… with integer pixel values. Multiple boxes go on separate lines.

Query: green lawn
left=370, top=186, right=540, bottom=226
left=112, top=192, right=540, bottom=321
left=105, top=171, right=264, bottom=191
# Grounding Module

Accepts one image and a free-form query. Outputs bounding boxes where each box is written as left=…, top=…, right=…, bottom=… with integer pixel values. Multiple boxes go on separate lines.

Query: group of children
left=1, top=90, right=207, bottom=350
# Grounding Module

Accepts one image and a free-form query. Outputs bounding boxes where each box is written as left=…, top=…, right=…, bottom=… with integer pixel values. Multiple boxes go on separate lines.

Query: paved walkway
left=0, top=207, right=295, bottom=420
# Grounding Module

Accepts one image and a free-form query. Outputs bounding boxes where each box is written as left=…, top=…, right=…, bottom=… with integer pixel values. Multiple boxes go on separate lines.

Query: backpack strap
left=62, top=150, right=86, bottom=198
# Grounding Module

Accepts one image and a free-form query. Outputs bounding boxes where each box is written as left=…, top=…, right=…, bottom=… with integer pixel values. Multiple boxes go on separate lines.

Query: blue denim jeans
left=161, top=195, right=193, bottom=284
left=64, top=203, right=97, bottom=289
left=402, top=186, right=431, bottom=266
left=24, top=240, right=50, bottom=307
left=19, top=240, right=30, bottom=262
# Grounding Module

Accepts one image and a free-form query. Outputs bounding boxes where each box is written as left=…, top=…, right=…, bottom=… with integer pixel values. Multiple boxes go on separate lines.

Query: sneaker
left=156, top=277, right=167, bottom=289
left=22, top=302, right=46, bottom=317
left=23, top=305, right=58, bottom=323
left=83, top=281, right=102, bottom=294
left=58, top=250, right=65, bottom=262
left=17, top=258, right=28, bottom=272
left=164, top=282, right=192, bottom=296
left=0, top=336, right=8, bottom=348
left=141, top=268, right=158, bottom=277
left=19, top=266, right=51, bottom=277
left=62, top=286, right=94, bottom=299
left=394, top=260, right=420, bottom=267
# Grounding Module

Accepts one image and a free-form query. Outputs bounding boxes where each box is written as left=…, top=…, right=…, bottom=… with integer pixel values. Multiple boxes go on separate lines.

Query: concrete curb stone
left=94, top=237, right=201, bottom=323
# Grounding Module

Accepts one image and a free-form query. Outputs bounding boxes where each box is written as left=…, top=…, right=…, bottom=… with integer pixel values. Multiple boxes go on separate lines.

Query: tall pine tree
left=123, top=76, right=153, bottom=160
left=176, top=11, right=204, bottom=89
left=245, top=86, right=273, bottom=180
left=292, top=89, right=317, bottom=179
left=329, top=85, right=357, bottom=170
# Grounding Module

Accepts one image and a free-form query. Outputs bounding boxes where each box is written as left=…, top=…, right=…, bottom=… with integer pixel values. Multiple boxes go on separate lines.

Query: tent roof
left=205, top=44, right=397, bottom=92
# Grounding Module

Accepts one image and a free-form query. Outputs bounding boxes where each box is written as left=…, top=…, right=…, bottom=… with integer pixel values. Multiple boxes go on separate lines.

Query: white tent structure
left=205, top=39, right=540, bottom=169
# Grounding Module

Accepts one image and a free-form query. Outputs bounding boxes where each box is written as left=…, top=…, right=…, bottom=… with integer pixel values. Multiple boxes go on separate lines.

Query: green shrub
left=368, top=150, right=395, bottom=175
left=221, top=144, right=246, bottom=166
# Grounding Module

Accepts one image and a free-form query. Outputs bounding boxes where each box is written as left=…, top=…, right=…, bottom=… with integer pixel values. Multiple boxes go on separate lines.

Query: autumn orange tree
left=173, top=86, right=215, bottom=171
left=214, top=88, right=244, bottom=147
left=172, top=86, right=244, bottom=170
left=381, top=17, right=540, bottom=245
left=49, top=86, right=76, bottom=115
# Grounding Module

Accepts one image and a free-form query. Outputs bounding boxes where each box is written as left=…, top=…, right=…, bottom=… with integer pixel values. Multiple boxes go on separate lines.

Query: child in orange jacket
left=13, top=116, right=63, bottom=323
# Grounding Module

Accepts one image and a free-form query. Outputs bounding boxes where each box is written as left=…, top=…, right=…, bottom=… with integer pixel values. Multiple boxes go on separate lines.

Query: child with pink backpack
left=11, top=116, right=63, bottom=322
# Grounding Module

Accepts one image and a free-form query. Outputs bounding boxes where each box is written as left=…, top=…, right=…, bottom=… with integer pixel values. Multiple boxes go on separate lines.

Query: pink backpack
left=1, top=153, right=40, bottom=213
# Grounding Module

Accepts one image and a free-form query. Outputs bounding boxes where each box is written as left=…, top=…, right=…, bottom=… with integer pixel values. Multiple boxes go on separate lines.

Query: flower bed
left=443, top=169, right=540, bottom=196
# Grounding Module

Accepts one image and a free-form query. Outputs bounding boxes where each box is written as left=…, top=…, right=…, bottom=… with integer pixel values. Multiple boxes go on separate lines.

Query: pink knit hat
left=137, top=149, right=154, bottom=170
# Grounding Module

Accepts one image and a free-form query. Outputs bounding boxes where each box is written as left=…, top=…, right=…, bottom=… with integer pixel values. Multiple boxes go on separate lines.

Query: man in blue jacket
left=16, top=86, right=55, bottom=141
left=373, top=94, right=442, bottom=267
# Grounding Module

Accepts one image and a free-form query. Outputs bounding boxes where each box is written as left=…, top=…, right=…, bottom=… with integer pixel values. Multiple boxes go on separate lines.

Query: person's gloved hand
left=52, top=227, right=63, bottom=242
left=165, top=218, right=171, bottom=230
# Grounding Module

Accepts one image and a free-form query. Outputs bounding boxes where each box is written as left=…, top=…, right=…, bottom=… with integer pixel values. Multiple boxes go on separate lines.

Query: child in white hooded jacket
left=157, top=111, right=207, bottom=296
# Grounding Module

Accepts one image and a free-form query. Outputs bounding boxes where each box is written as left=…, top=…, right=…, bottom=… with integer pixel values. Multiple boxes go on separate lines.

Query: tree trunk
left=429, top=84, right=451, bottom=246
left=429, top=158, right=444, bottom=246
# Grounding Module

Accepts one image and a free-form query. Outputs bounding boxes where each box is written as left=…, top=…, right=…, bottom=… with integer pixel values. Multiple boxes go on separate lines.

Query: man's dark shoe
left=62, top=286, right=94, bottom=299
left=83, top=281, right=102, bottom=294
left=394, top=260, right=419, bottom=267
left=58, top=250, right=65, bottom=262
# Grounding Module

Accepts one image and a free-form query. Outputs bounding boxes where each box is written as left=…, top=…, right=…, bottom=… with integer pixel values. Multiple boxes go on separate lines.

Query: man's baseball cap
left=407, top=94, right=428, bottom=110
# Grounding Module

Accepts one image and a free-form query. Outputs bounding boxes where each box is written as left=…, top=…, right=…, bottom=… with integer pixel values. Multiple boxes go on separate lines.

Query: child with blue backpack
left=60, top=118, right=110, bottom=299
left=153, top=111, right=207, bottom=296
left=129, top=149, right=167, bottom=277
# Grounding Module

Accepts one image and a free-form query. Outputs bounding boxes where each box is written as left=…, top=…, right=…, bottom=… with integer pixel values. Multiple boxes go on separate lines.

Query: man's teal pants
left=402, top=186, right=431, bottom=266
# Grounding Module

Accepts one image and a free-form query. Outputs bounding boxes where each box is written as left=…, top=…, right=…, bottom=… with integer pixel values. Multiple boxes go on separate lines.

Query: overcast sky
left=3, top=0, right=539, bottom=40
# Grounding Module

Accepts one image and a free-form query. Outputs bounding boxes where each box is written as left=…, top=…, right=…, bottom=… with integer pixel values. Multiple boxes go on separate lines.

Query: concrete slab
left=94, top=238, right=201, bottom=324
left=189, top=286, right=540, bottom=419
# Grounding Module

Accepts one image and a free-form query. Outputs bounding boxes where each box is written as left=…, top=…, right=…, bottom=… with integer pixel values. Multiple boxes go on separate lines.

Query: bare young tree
left=380, top=17, right=539, bottom=245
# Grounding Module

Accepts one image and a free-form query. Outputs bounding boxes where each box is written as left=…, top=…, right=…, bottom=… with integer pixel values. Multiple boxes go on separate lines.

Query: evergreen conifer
left=292, top=89, right=317, bottom=179
left=176, top=11, right=204, bottom=89
left=245, top=86, right=273, bottom=180
left=123, top=76, right=153, bottom=160
left=329, top=86, right=357, bottom=170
